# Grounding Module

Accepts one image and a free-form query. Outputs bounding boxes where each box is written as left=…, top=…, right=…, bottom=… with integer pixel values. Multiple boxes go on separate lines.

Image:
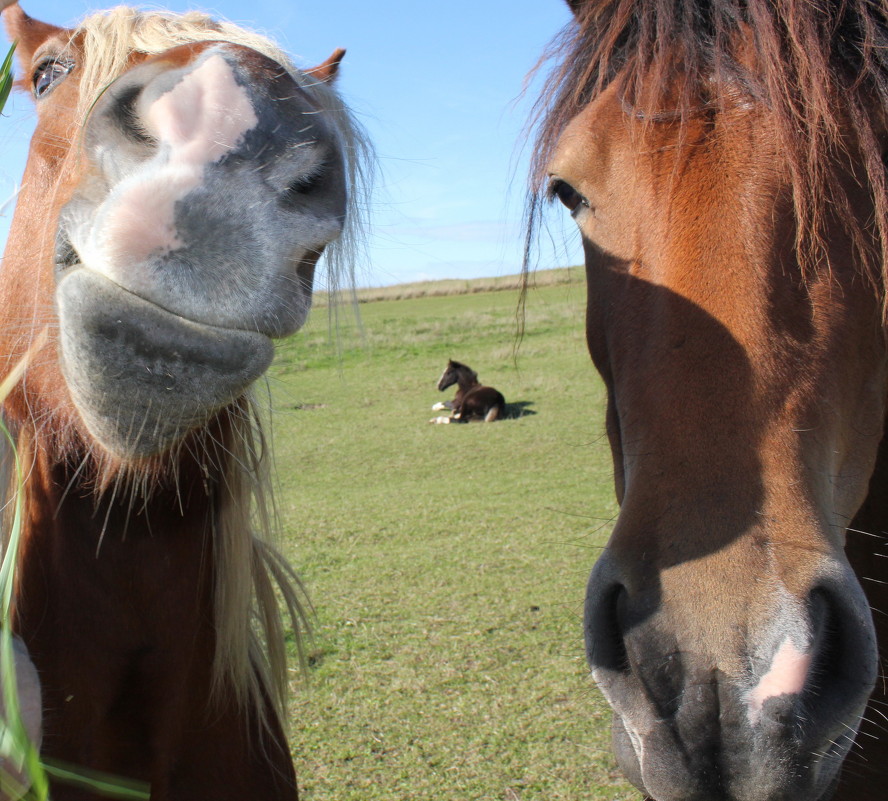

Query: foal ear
left=3, top=5, right=66, bottom=66
left=306, top=48, right=345, bottom=83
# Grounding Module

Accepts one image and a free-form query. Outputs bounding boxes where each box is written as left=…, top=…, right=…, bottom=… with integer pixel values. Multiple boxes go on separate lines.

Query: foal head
left=1, top=5, right=365, bottom=464
left=437, top=360, right=477, bottom=392
left=532, top=3, right=888, bottom=799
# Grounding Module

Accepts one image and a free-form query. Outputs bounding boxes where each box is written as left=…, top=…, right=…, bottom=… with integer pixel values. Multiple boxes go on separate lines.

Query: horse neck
left=9, top=410, right=293, bottom=720
left=8, top=415, right=241, bottom=671
left=456, top=370, right=480, bottom=392
left=14, top=428, right=221, bottom=615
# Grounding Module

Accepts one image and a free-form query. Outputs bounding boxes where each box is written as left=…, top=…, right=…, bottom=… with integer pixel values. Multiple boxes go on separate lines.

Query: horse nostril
left=110, top=84, right=157, bottom=147
left=808, top=589, right=839, bottom=678
left=792, top=585, right=877, bottom=731
left=54, top=231, right=80, bottom=280
left=586, top=584, right=631, bottom=674
left=279, top=167, right=327, bottom=208
left=805, top=588, right=854, bottom=702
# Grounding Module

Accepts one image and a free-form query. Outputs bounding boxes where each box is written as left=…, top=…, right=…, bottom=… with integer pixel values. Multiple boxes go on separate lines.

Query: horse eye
left=549, top=178, right=589, bottom=216
left=33, top=58, right=73, bottom=99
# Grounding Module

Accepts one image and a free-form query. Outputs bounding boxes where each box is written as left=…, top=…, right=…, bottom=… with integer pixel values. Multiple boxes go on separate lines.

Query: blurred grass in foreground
left=0, top=45, right=149, bottom=801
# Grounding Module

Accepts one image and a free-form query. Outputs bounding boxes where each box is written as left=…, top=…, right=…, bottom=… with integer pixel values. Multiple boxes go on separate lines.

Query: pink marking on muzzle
left=748, top=638, right=812, bottom=723
left=100, top=52, right=258, bottom=268
left=146, top=52, right=258, bottom=164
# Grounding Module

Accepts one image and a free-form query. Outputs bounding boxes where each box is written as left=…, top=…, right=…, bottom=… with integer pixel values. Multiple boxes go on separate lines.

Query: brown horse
left=0, top=4, right=367, bottom=799
left=430, top=359, right=506, bottom=424
left=530, top=2, right=888, bottom=800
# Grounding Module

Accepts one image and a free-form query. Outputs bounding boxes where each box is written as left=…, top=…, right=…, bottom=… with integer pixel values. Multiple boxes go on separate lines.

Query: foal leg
left=428, top=411, right=463, bottom=424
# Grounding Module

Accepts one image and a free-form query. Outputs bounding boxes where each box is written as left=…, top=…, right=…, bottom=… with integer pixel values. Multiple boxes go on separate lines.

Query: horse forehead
left=551, top=78, right=772, bottom=200
left=549, top=84, right=636, bottom=189
left=138, top=39, right=291, bottom=80
left=559, top=93, right=783, bottom=292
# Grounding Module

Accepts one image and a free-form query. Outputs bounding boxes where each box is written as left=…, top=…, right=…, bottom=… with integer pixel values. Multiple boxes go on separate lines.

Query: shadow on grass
left=503, top=401, right=536, bottom=419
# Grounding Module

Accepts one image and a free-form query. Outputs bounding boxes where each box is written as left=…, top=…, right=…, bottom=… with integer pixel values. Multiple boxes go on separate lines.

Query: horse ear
left=3, top=5, right=66, bottom=67
left=306, top=48, right=345, bottom=83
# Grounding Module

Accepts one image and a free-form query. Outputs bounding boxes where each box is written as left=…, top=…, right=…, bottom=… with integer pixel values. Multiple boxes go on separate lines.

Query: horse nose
left=87, top=44, right=337, bottom=188
left=584, top=551, right=877, bottom=801
left=66, top=43, right=346, bottom=338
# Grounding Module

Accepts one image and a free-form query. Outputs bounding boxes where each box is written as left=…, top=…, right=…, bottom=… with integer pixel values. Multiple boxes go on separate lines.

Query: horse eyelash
left=32, top=57, right=75, bottom=99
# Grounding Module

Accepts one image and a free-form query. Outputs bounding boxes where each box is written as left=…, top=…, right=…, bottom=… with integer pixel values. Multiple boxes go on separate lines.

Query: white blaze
left=93, top=52, right=259, bottom=273
left=748, top=637, right=812, bottom=723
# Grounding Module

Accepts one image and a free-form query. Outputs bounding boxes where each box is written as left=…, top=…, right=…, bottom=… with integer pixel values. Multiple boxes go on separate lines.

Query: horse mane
left=71, top=6, right=371, bottom=302
left=201, top=395, right=309, bottom=723
left=526, top=0, right=888, bottom=312
left=2, top=391, right=309, bottom=728
left=457, top=363, right=478, bottom=381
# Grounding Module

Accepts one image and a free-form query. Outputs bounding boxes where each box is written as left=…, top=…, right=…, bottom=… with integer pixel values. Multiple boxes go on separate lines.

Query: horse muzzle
left=57, top=268, right=273, bottom=458
left=51, top=42, right=347, bottom=458
left=584, top=549, right=877, bottom=801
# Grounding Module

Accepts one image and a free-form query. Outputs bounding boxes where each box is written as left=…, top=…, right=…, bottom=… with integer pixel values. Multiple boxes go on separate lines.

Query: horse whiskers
left=53, top=450, right=91, bottom=519
left=846, top=525, right=888, bottom=540
left=862, top=705, right=888, bottom=730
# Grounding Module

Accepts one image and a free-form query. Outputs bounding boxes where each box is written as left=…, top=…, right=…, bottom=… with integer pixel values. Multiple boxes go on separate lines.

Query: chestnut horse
left=530, top=2, right=888, bottom=800
left=0, top=4, right=367, bottom=799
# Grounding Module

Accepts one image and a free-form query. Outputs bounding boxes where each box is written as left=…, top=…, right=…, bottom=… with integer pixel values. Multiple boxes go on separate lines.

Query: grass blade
left=0, top=43, right=15, bottom=114
left=1, top=328, right=49, bottom=801
left=42, top=761, right=149, bottom=800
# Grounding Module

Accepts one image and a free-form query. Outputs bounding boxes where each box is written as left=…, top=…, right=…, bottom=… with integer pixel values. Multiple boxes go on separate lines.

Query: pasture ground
left=269, top=268, right=634, bottom=800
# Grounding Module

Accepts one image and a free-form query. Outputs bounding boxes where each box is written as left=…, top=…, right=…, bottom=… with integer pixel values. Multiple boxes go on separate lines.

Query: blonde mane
left=44, top=6, right=373, bottom=725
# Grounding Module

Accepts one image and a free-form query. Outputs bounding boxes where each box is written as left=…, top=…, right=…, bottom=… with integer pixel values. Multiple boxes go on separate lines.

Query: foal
left=430, top=360, right=505, bottom=423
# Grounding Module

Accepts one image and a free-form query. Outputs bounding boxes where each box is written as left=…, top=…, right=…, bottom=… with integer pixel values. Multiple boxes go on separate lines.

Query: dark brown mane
left=526, top=0, right=888, bottom=307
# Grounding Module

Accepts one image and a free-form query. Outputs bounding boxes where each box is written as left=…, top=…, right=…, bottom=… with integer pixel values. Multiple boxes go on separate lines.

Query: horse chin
left=56, top=267, right=274, bottom=459
left=610, top=715, right=646, bottom=795
left=609, top=709, right=848, bottom=801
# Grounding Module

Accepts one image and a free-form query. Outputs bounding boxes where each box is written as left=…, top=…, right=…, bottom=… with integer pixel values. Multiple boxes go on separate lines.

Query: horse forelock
left=526, top=0, right=888, bottom=314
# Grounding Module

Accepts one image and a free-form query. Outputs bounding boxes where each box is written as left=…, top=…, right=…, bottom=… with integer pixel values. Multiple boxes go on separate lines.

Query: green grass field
left=269, top=268, right=635, bottom=800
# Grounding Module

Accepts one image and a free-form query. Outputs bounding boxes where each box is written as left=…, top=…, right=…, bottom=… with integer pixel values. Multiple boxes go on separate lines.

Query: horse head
left=534, top=4, right=888, bottom=799
left=437, top=359, right=477, bottom=392
left=2, top=4, right=361, bottom=461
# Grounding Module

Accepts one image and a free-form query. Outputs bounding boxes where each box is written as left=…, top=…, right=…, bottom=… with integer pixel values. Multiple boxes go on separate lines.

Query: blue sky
left=0, top=0, right=582, bottom=288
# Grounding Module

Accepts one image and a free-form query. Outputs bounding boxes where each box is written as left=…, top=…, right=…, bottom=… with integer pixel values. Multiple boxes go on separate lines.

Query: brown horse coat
left=531, top=2, right=888, bottom=799
left=0, top=5, right=367, bottom=799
